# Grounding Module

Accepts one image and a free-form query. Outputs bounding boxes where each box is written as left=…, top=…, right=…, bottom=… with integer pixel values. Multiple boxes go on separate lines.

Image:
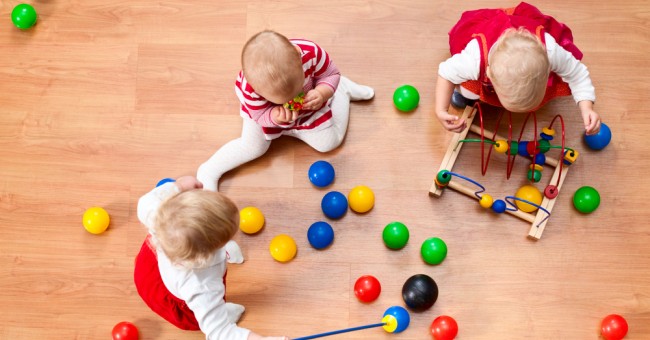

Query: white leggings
left=197, top=77, right=364, bottom=191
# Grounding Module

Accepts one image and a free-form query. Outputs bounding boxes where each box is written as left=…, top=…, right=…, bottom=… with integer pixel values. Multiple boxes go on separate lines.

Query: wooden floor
left=1, top=0, right=649, bottom=339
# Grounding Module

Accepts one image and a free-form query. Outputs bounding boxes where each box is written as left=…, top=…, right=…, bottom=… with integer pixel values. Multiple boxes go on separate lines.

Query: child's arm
left=546, top=33, right=601, bottom=134
left=298, top=39, right=340, bottom=111
left=235, top=72, right=287, bottom=128
left=435, top=75, right=466, bottom=132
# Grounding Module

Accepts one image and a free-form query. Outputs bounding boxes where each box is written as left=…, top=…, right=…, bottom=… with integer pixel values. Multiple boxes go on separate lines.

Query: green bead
left=420, top=237, right=448, bottom=265
left=436, top=170, right=451, bottom=185
left=573, top=186, right=600, bottom=213
left=527, top=169, right=542, bottom=182
left=538, top=139, right=551, bottom=153
left=382, top=222, right=409, bottom=249
left=11, top=4, right=37, bottom=30
left=509, top=141, right=519, bottom=155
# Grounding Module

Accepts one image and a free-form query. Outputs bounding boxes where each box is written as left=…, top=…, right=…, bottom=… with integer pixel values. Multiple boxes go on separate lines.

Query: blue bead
left=492, top=199, right=506, bottom=213
left=308, top=160, right=335, bottom=187
left=518, top=141, right=530, bottom=157
left=584, top=123, right=612, bottom=150
left=321, top=191, right=348, bottom=219
left=534, top=153, right=546, bottom=165
left=307, top=221, right=334, bottom=249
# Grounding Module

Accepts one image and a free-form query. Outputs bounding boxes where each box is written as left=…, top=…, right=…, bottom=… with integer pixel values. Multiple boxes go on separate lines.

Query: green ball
left=573, top=186, right=600, bottom=213
left=382, top=222, right=409, bottom=249
left=393, top=85, right=420, bottom=112
left=421, top=237, right=448, bottom=265
left=12, top=4, right=38, bottom=30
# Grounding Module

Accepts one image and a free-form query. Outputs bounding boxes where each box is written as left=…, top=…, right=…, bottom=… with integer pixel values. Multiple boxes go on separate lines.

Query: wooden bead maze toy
left=429, top=103, right=579, bottom=240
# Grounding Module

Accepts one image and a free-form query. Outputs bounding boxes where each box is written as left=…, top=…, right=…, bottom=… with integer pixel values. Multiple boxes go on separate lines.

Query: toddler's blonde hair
left=154, top=190, right=239, bottom=268
left=241, top=30, right=304, bottom=104
left=487, top=27, right=550, bottom=112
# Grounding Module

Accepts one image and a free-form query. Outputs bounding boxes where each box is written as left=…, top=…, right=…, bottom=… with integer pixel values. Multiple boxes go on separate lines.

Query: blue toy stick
left=294, top=322, right=386, bottom=340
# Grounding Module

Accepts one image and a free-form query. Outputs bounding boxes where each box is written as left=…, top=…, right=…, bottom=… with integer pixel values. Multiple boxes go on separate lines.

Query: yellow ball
left=239, top=206, right=265, bottom=234
left=348, top=185, right=375, bottom=213
left=83, top=207, right=110, bottom=234
left=515, top=185, right=543, bottom=213
left=269, top=234, right=297, bottom=263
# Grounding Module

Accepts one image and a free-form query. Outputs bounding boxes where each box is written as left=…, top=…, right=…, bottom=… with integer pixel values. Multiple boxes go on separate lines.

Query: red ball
left=354, top=275, right=381, bottom=303
left=112, top=321, right=139, bottom=340
left=601, top=314, right=628, bottom=340
left=430, top=315, right=458, bottom=340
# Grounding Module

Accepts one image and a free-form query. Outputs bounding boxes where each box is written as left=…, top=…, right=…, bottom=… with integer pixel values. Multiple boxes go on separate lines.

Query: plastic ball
left=585, top=122, right=611, bottom=150
left=573, top=186, right=600, bottom=213
left=382, top=222, right=409, bottom=249
left=393, top=85, right=420, bottom=112
left=430, top=315, right=458, bottom=340
left=12, top=4, right=37, bottom=30
left=402, top=274, right=439, bottom=312
left=83, top=207, right=110, bottom=234
left=112, top=321, right=139, bottom=340
left=382, top=306, right=410, bottom=333
left=308, top=160, right=335, bottom=187
left=307, top=221, right=334, bottom=249
left=321, top=191, right=348, bottom=219
left=421, top=237, right=448, bottom=265
left=515, top=185, right=543, bottom=213
left=491, top=199, right=506, bottom=213
left=479, top=194, right=493, bottom=208
left=348, top=185, right=375, bottom=213
left=239, top=206, right=265, bottom=234
left=353, top=275, right=381, bottom=303
left=601, top=314, right=628, bottom=340
left=269, top=234, right=297, bottom=262
left=156, top=178, right=175, bottom=187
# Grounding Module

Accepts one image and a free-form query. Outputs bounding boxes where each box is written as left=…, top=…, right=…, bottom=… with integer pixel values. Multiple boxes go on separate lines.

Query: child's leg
left=289, top=76, right=374, bottom=152
left=197, top=117, right=272, bottom=191
left=134, top=237, right=200, bottom=330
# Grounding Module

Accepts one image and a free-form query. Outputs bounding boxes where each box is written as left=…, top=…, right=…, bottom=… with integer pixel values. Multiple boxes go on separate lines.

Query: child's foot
left=451, top=90, right=475, bottom=108
left=340, top=76, right=374, bottom=101
left=224, top=302, right=246, bottom=323
left=225, top=240, right=244, bottom=264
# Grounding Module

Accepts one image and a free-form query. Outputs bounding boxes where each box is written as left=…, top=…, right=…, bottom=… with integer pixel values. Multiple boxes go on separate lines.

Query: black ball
left=402, top=274, right=438, bottom=312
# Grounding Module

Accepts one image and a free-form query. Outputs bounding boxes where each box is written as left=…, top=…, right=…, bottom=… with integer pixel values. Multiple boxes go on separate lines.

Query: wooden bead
left=493, top=140, right=508, bottom=153
left=479, top=194, right=493, bottom=208
left=542, top=127, right=555, bottom=136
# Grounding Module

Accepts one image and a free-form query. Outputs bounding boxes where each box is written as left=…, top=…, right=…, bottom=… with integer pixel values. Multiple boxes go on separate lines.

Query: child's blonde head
left=241, top=30, right=304, bottom=104
left=487, top=27, right=550, bottom=112
left=154, top=190, right=239, bottom=268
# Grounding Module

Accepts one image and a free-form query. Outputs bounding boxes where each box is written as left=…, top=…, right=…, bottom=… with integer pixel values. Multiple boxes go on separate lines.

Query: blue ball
left=584, top=122, right=611, bottom=150
left=307, top=221, right=334, bottom=249
left=492, top=199, right=506, bottom=213
left=156, top=178, right=175, bottom=187
left=321, top=191, right=348, bottom=219
left=383, top=306, right=410, bottom=333
left=308, top=160, right=335, bottom=187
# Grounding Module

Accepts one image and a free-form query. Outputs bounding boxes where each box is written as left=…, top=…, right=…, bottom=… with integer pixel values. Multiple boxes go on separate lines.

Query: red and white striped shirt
left=235, top=39, right=341, bottom=140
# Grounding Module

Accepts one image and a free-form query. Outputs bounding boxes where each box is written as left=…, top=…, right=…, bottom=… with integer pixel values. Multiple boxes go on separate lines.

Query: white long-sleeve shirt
left=137, top=183, right=251, bottom=340
left=438, top=33, right=596, bottom=103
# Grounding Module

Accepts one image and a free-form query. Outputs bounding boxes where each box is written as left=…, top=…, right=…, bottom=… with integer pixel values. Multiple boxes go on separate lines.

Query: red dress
left=133, top=236, right=227, bottom=330
left=448, top=2, right=582, bottom=108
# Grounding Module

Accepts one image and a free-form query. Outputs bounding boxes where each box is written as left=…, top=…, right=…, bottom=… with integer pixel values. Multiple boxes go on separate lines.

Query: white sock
left=225, top=240, right=244, bottom=264
left=224, top=302, right=246, bottom=323
left=339, top=76, right=374, bottom=101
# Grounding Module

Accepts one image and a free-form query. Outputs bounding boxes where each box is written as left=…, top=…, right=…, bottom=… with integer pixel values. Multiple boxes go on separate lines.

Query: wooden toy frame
left=429, top=105, right=571, bottom=240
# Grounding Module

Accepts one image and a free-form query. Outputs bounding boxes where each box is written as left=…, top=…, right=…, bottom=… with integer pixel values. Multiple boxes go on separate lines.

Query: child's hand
left=436, top=110, right=466, bottom=133
left=578, top=101, right=601, bottom=135
left=302, top=89, right=325, bottom=110
left=272, top=106, right=298, bottom=125
left=175, top=176, right=203, bottom=192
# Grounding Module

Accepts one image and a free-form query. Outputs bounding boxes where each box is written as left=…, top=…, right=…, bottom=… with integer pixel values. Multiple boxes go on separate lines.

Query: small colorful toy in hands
left=284, top=92, right=305, bottom=111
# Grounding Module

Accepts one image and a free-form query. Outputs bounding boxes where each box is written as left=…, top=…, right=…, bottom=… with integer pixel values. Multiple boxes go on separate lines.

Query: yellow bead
left=564, top=149, right=579, bottom=163
left=493, top=140, right=508, bottom=153
left=83, top=207, right=110, bottom=234
left=479, top=194, right=493, bottom=208
left=542, top=127, right=555, bottom=136
left=515, top=185, right=543, bottom=213
left=239, top=206, right=265, bottom=234
left=382, top=315, right=398, bottom=333
left=529, top=164, right=543, bottom=172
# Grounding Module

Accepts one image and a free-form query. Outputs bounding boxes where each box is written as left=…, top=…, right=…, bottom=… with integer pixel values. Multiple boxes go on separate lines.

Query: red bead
left=544, top=185, right=559, bottom=199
